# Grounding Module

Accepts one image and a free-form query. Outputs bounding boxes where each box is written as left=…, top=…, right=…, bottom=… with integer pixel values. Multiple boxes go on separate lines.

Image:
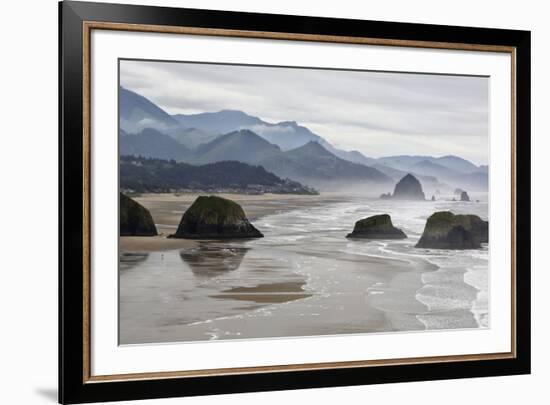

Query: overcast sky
left=120, top=59, right=489, bottom=165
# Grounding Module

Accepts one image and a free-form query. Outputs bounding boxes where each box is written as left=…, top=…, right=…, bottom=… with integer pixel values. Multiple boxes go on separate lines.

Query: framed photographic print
left=59, top=1, right=531, bottom=403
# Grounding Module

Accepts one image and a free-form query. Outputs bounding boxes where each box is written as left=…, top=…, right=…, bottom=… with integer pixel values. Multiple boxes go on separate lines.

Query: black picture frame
left=59, top=1, right=531, bottom=403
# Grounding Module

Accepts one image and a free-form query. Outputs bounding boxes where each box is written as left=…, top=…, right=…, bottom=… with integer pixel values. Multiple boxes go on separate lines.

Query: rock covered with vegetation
left=416, top=211, right=488, bottom=249
left=346, top=214, right=407, bottom=239
left=119, top=193, right=157, bottom=236
left=170, top=196, right=263, bottom=239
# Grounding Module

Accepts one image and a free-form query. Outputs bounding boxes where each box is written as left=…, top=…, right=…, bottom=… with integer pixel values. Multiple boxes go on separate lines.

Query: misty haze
left=118, top=59, right=489, bottom=344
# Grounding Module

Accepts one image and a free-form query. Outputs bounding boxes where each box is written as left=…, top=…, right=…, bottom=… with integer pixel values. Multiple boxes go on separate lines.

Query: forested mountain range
left=120, top=156, right=318, bottom=195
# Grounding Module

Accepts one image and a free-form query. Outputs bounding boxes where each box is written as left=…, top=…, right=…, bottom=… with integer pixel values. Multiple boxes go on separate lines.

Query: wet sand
left=120, top=236, right=197, bottom=252
left=136, top=192, right=344, bottom=230
left=119, top=193, right=431, bottom=344
left=119, top=192, right=486, bottom=344
left=119, top=249, right=429, bottom=344
left=211, top=281, right=312, bottom=304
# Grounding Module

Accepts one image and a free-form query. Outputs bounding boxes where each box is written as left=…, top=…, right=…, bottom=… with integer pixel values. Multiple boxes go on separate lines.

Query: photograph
left=118, top=59, right=490, bottom=345
left=54, top=1, right=533, bottom=402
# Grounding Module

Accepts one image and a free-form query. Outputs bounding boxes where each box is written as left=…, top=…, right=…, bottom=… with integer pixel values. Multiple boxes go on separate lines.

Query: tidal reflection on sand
left=119, top=194, right=488, bottom=344
left=119, top=252, right=149, bottom=271
left=179, top=243, right=249, bottom=278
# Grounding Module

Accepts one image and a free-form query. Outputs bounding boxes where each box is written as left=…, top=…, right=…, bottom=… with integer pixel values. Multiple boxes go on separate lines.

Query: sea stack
left=170, top=196, right=263, bottom=239
left=346, top=214, right=407, bottom=239
left=460, top=191, right=471, bottom=202
left=416, top=211, right=488, bottom=249
left=385, top=173, right=425, bottom=200
left=120, top=193, right=157, bottom=236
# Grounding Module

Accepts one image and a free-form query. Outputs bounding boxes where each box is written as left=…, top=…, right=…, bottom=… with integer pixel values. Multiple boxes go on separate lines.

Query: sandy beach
left=120, top=192, right=345, bottom=252
left=119, top=192, right=487, bottom=344
left=211, top=281, right=312, bottom=304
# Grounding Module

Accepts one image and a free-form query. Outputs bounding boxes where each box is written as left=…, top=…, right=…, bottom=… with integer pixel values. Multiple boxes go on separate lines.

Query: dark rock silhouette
left=120, top=193, right=157, bottom=236
left=416, top=211, right=488, bottom=249
left=346, top=214, right=407, bottom=239
left=170, top=196, right=263, bottom=239
left=460, top=191, right=470, bottom=202
left=431, top=195, right=436, bottom=201
left=454, top=188, right=465, bottom=195
left=381, top=174, right=425, bottom=200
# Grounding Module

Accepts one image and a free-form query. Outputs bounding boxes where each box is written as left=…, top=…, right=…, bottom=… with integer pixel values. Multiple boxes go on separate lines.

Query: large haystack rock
left=387, top=174, right=425, bottom=200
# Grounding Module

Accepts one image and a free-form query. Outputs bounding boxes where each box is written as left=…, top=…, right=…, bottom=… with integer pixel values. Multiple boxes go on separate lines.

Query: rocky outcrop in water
left=380, top=174, right=425, bottom=200
left=346, top=214, right=407, bottom=239
left=120, top=193, right=157, bottom=236
left=170, top=196, right=263, bottom=239
left=416, top=211, right=488, bottom=249
left=460, top=191, right=470, bottom=202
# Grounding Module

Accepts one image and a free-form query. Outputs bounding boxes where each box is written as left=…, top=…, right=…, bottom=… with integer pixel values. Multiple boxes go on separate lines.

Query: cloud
left=120, top=59, right=489, bottom=164
left=247, top=124, right=294, bottom=136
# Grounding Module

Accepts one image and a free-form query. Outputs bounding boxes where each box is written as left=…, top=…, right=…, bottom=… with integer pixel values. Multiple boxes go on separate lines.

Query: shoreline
left=415, top=259, right=483, bottom=330
left=120, top=192, right=345, bottom=252
left=118, top=192, right=488, bottom=343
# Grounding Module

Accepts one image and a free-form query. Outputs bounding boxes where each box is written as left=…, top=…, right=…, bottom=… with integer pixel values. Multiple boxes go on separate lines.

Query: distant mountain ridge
left=119, top=87, right=488, bottom=191
left=120, top=128, right=190, bottom=161
left=173, top=109, right=263, bottom=136
left=119, top=87, right=180, bottom=133
left=192, top=129, right=281, bottom=165
left=174, top=109, right=323, bottom=151
left=189, top=130, right=391, bottom=186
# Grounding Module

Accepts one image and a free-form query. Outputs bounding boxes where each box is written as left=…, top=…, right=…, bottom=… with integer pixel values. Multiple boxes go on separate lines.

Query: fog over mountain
left=119, top=87, right=179, bottom=133
left=120, top=59, right=489, bottom=165
left=119, top=86, right=488, bottom=191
